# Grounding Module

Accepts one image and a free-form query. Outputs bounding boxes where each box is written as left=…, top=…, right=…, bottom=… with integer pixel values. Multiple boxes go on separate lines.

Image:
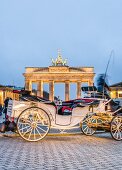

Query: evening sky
left=0, top=0, right=122, bottom=98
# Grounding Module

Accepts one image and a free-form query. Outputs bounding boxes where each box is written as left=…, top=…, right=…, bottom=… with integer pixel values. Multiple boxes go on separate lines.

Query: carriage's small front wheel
left=17, top=107, right=50, bottom=142
left=81, top=114, right=97, bottom=136
left=110, top=115, right=122, bottom=141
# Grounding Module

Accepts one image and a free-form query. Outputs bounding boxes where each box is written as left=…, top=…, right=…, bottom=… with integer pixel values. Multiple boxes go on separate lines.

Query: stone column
left=77, top=81, right=81, bottom=98
left=25, top=80, right=29, bottom=90
left=25, top=80, right=32, bottom=91
left=37, top=81, right=43, bottom=97
left=65, top=81, right=70, bottom=101
left=49, top=81, right=54, bottom=101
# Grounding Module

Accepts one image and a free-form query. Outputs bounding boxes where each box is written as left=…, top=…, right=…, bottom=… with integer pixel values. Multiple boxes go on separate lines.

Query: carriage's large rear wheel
left=17, top=107, right=50, bottom=142
left=81, top=114, right=97, bottom=136
left=110, top=115, right=122, bottom=141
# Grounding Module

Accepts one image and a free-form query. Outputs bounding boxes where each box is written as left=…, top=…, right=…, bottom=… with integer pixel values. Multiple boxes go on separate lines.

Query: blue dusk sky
left=0, top=0, right=122, bottom=98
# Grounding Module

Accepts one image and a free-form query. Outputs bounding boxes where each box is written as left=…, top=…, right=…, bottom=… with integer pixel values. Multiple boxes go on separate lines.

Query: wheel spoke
left=28, top=115, right=33, bottom=123
left=86, top=126, right=89, bottom=134
left=117, top=129, right=121, bottom=139
left=36, top=127, right=42, bottom=137
left=19, top=122, right=30, bottom=125
left=34, top=113, right=38, bottom=122
left=37, top=113, right=45, bottom=123
left=18, top=121, right=31, bottom=132
left=37, top=125, right=47, bottom=133
left=19, top=125, right=30, bottom=132
left=116, top=130, right=119, bottom=139
left=28, top=128, right=33, bottom=140
left=111, top=125, right=117, bottom=131
left=82, top=125, right=88, bottom=131
left=82, top=123, right=88, bottom=127
left=119, top=131, right=122, bottom=138
left=18, top=123, right=22, bottom=130
left=89, top=128, right=93, bottom=134
left=115, top=121, right=119, bottom=125
left=23, top=127, right=32, bottom=136
left=113, top=129, right=118, bottom=137
left=21, top=124, right=24, bottom=133
left=33, top=128, right=36, bottom=140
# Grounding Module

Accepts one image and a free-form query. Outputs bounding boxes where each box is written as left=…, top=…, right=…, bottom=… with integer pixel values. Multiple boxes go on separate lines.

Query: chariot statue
left=51, top=51, right=67, bottom=66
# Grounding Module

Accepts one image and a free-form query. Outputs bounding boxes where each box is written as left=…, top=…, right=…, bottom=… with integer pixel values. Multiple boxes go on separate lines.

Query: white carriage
left=3, top=95, right=122, bottom=142
left=7, top=98, right=90, bottom=141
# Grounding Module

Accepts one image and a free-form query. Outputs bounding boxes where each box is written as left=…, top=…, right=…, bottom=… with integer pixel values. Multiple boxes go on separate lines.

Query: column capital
left=65, top=80, right=70, bottom=83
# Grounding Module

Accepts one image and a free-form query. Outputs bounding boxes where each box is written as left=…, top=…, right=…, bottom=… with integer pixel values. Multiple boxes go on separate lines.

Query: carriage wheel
left=17, top=107, right=50, bottom=142
left=81, top=114, right=97, bottom=136
left=110, top=115, right=122, bottom=141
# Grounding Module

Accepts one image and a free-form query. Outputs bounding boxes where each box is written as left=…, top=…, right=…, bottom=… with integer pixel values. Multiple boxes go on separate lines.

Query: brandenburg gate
left=23, top=53, right=95, bottom=101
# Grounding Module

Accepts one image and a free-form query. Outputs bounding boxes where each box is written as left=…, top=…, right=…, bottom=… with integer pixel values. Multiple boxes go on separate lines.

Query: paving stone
left=0, top=132, right=121, bottom=170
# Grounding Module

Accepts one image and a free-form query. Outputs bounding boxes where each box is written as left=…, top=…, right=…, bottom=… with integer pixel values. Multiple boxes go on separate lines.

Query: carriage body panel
left=10, top=100, right=89, bottom=129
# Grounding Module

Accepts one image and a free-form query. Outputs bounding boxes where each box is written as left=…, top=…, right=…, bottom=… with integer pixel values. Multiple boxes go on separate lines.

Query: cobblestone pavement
left=0, top=132, right=121, bottom=170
